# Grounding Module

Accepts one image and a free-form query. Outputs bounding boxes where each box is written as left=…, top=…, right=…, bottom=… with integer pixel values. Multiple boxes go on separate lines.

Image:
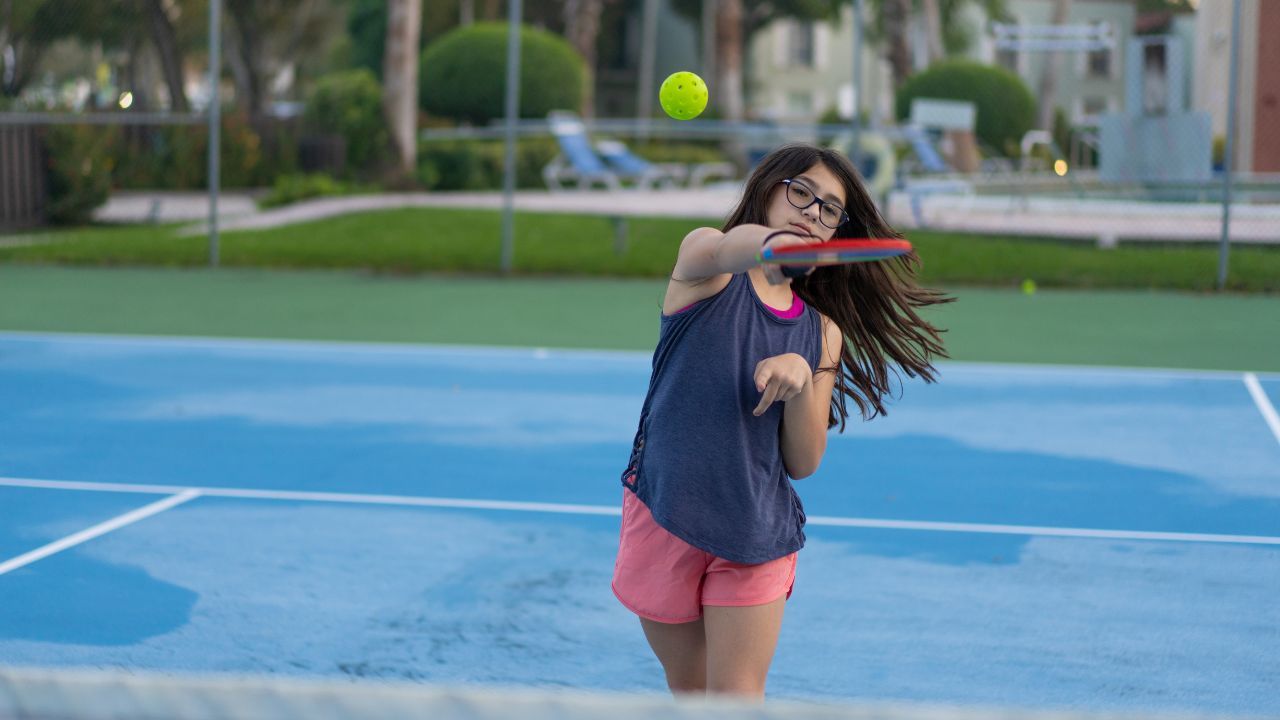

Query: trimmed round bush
left=305, top=69, right=389, bottom=173
left=895, top=60, right=1035, bottom=156
left=420, top=23, right=585, bottom=124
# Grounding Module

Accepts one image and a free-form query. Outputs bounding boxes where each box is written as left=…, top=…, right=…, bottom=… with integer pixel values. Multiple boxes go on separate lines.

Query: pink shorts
left=612, top=488, right=797, bottom=624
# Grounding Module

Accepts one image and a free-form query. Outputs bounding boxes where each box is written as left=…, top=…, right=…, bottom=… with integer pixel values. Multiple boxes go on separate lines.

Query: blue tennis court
left=1, top=331, right=1277, bottom=715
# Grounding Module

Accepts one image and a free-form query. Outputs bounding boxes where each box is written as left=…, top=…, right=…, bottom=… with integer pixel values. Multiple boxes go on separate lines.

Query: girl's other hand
left=752, top=353, right=812, bottom=416
left=760, top=230, right=816, bottom=285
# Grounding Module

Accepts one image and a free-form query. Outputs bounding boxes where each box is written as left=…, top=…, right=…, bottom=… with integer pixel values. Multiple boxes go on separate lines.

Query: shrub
left=420, top=23, right=585, bottom=125
left=258, top=172, right=373, bottom=209
left=305, top=69, right=389, bottom=174
left=103, top=114, right=292, bottom=190
left=895, top=60, right=1035, bottom=156
left=416, top=138, right=560, bottom=191
left=43, top=124, right=116, bottom=224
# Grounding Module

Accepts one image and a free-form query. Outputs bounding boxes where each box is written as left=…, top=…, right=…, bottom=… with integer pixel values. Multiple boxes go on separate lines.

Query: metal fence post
left=207, top=0, right=222, bottom=267
left=1216, top=0, right=1242, bottom=291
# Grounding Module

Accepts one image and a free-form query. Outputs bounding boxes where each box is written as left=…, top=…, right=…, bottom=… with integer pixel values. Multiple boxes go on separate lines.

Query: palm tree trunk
left=1037, top=0, right=1071, bottom=130
left=384, top=0, right=422, bottom=175
left=563, top=0, right=605, bottom=118
left=715, top=0, right=743, bottom=122
left=882, top=0, right=912, bottom=89
left=920, top=0, right=944, bottom=65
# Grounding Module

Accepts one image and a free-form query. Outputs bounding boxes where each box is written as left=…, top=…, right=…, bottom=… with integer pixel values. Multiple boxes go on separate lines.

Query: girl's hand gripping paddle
left=759, top=220, right=913, bottom=278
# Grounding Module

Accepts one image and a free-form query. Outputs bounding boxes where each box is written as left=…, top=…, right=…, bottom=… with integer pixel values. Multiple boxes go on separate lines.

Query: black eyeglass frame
left=779, top=178, right=849, bottom=230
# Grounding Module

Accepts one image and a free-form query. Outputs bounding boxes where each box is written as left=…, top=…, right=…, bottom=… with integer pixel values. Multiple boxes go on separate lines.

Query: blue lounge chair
left=593, top=139, right=685, bottom=190
left=544, top=111, right=737, bottom=191
left=901, top=125, right=952, bottom=174
left=543, top=112, right=621, bottom=191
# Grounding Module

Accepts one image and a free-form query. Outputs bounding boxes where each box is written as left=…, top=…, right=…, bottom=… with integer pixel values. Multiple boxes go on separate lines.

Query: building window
left=1087, top=48, right=1110, bottom=77
left=1081, top=96, right=1108, bottom=121
left=788, top=22, right=815, bottom=67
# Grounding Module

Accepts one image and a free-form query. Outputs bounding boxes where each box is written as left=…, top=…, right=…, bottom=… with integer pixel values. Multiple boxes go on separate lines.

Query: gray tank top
left=622, top=272, right=824, bottom=564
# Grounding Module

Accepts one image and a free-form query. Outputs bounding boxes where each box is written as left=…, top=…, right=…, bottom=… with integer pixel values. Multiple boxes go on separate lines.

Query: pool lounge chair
left=543, top=112, right=622, bottom=191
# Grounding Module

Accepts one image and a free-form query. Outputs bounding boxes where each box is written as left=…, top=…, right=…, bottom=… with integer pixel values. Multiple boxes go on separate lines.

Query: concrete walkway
left=91, top=188, right=1279, bottom=245
left=889, top=192, right=1280, bottom=245
left=94, top=188, right=745, bottom=236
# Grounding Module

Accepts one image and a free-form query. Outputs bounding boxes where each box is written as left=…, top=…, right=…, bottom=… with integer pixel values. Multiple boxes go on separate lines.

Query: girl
left=611, top=143, right=951, bottom=700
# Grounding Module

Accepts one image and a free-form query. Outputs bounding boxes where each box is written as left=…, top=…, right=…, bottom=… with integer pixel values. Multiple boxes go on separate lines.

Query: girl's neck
left=746, top=267, right=795, bottom=312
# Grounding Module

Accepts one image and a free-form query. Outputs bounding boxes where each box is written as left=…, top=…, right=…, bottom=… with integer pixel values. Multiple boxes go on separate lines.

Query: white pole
left=207, top=0, right=221, bottom=267
left=850, top=0, right=864, bottom=166
left=1216, top=0, right=1241, bottom=291
left=702, top=0, right=716, bottom=88
left=637, top=0, right=660, bottom=135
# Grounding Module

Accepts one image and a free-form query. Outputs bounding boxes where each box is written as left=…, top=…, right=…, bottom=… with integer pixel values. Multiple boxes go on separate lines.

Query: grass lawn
left=1, top=207, right=1276, bottom=293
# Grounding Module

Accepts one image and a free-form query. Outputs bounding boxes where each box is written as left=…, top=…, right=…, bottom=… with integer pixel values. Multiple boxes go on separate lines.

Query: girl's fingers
left=753, top=383, right=781, bottom=416
left=754, top=365, right=772, bottom=392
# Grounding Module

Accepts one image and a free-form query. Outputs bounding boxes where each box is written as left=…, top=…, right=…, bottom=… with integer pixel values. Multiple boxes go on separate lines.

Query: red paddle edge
left=761, top=238, right=913, bottom=263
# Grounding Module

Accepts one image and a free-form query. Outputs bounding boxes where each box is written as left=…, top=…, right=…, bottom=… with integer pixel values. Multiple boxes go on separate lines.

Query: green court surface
left=0, top=264, right=1276, bottom=372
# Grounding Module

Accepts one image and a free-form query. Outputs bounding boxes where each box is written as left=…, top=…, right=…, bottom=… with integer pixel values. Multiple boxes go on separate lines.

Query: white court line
left=0, top=489, right=201, bottom=576
left=3, top=476, right=1278, bottom=547
left=2, top=330, right=1277, bottom=382
left=1243, top=373, right=1280, bottom=446
left=804, top=516, right=1280, bottom=545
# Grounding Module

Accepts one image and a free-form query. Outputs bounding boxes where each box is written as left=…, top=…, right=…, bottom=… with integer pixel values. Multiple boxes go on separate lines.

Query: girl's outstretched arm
left=663, top=225, right=813, bottom=314
left=672, top=224, right=809, bottom=284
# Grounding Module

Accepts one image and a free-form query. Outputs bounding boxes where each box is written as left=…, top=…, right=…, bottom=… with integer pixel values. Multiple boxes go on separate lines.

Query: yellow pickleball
left=659, top=71, right=708, bottom=120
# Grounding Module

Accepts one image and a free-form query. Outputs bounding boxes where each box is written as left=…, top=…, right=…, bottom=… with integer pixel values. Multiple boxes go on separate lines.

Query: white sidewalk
left=91, top=187, right=1280, bottom=245
left=94, top=188, right=746, bottom=236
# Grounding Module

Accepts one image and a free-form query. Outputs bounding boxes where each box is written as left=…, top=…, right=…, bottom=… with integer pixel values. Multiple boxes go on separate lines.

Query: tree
left=863, top=0, right=1010, bottom=89
left=881, top=0, right=912, bottom=89
left=224, top=0, right=345, bottom=125
left=0, top=0, right=83, bottom=98
left=144, top=0, right=189, bottom=111
left=672, top=0, right=845, bottom=122
left=920, top=0, right=943, bottom=64
left=563, top=0, right=620, bottom=118
left=383, top=0, right=421, bottom=174
left=349, top=0, right=570, bottom=83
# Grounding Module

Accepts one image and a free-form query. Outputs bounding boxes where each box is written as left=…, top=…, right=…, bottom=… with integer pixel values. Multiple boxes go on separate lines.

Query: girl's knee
left=706, top=679, right=766, bottom=701
left=706, top=663, right=769, bottom=699
left=667, top=678, right=708, bottom=695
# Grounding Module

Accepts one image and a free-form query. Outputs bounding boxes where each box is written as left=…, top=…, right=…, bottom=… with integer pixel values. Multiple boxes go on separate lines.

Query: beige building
left=1193, top=0, right=1279, bottom=173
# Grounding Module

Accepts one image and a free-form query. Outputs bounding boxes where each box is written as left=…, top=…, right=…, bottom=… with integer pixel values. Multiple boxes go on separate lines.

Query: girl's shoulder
left=662, top=271, right=737, bottom=317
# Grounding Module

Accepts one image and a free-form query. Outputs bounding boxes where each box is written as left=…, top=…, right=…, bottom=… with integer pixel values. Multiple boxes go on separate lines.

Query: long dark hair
left=722, top=143, right=953, bottom=428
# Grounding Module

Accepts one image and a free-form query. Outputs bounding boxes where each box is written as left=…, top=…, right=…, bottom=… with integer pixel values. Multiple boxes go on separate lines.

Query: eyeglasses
left=780, top=179, right=849, bottom=230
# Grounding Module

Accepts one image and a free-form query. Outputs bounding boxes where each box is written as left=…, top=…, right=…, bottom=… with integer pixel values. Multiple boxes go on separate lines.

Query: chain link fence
left=2, top=1, right=1275, bottom=285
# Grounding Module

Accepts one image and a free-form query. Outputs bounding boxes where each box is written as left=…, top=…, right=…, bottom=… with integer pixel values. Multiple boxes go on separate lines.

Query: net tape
left=0, top=667, right=1241, bottom=720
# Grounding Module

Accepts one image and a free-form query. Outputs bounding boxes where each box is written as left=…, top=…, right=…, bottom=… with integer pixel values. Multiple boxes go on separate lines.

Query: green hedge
left=304, top=69, right=389, bottom=175
left=43, top=114, right=298, bottom=193
left=44, top=125, right=114, bottom=225
left=417, top=139, right=561, bottom=190
left=416, top=138, right=731, bottom=191
left=420, top=23, right=585, bottom=124
left=258, top=173, right=377, bottom=209
left=108, top=114, right=294, bottom=189
left=896, top=60, right=1035, bottom=156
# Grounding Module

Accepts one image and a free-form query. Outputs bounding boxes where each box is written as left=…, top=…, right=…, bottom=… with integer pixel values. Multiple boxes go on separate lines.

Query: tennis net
left=0, top=666, right=1240, bottom=720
